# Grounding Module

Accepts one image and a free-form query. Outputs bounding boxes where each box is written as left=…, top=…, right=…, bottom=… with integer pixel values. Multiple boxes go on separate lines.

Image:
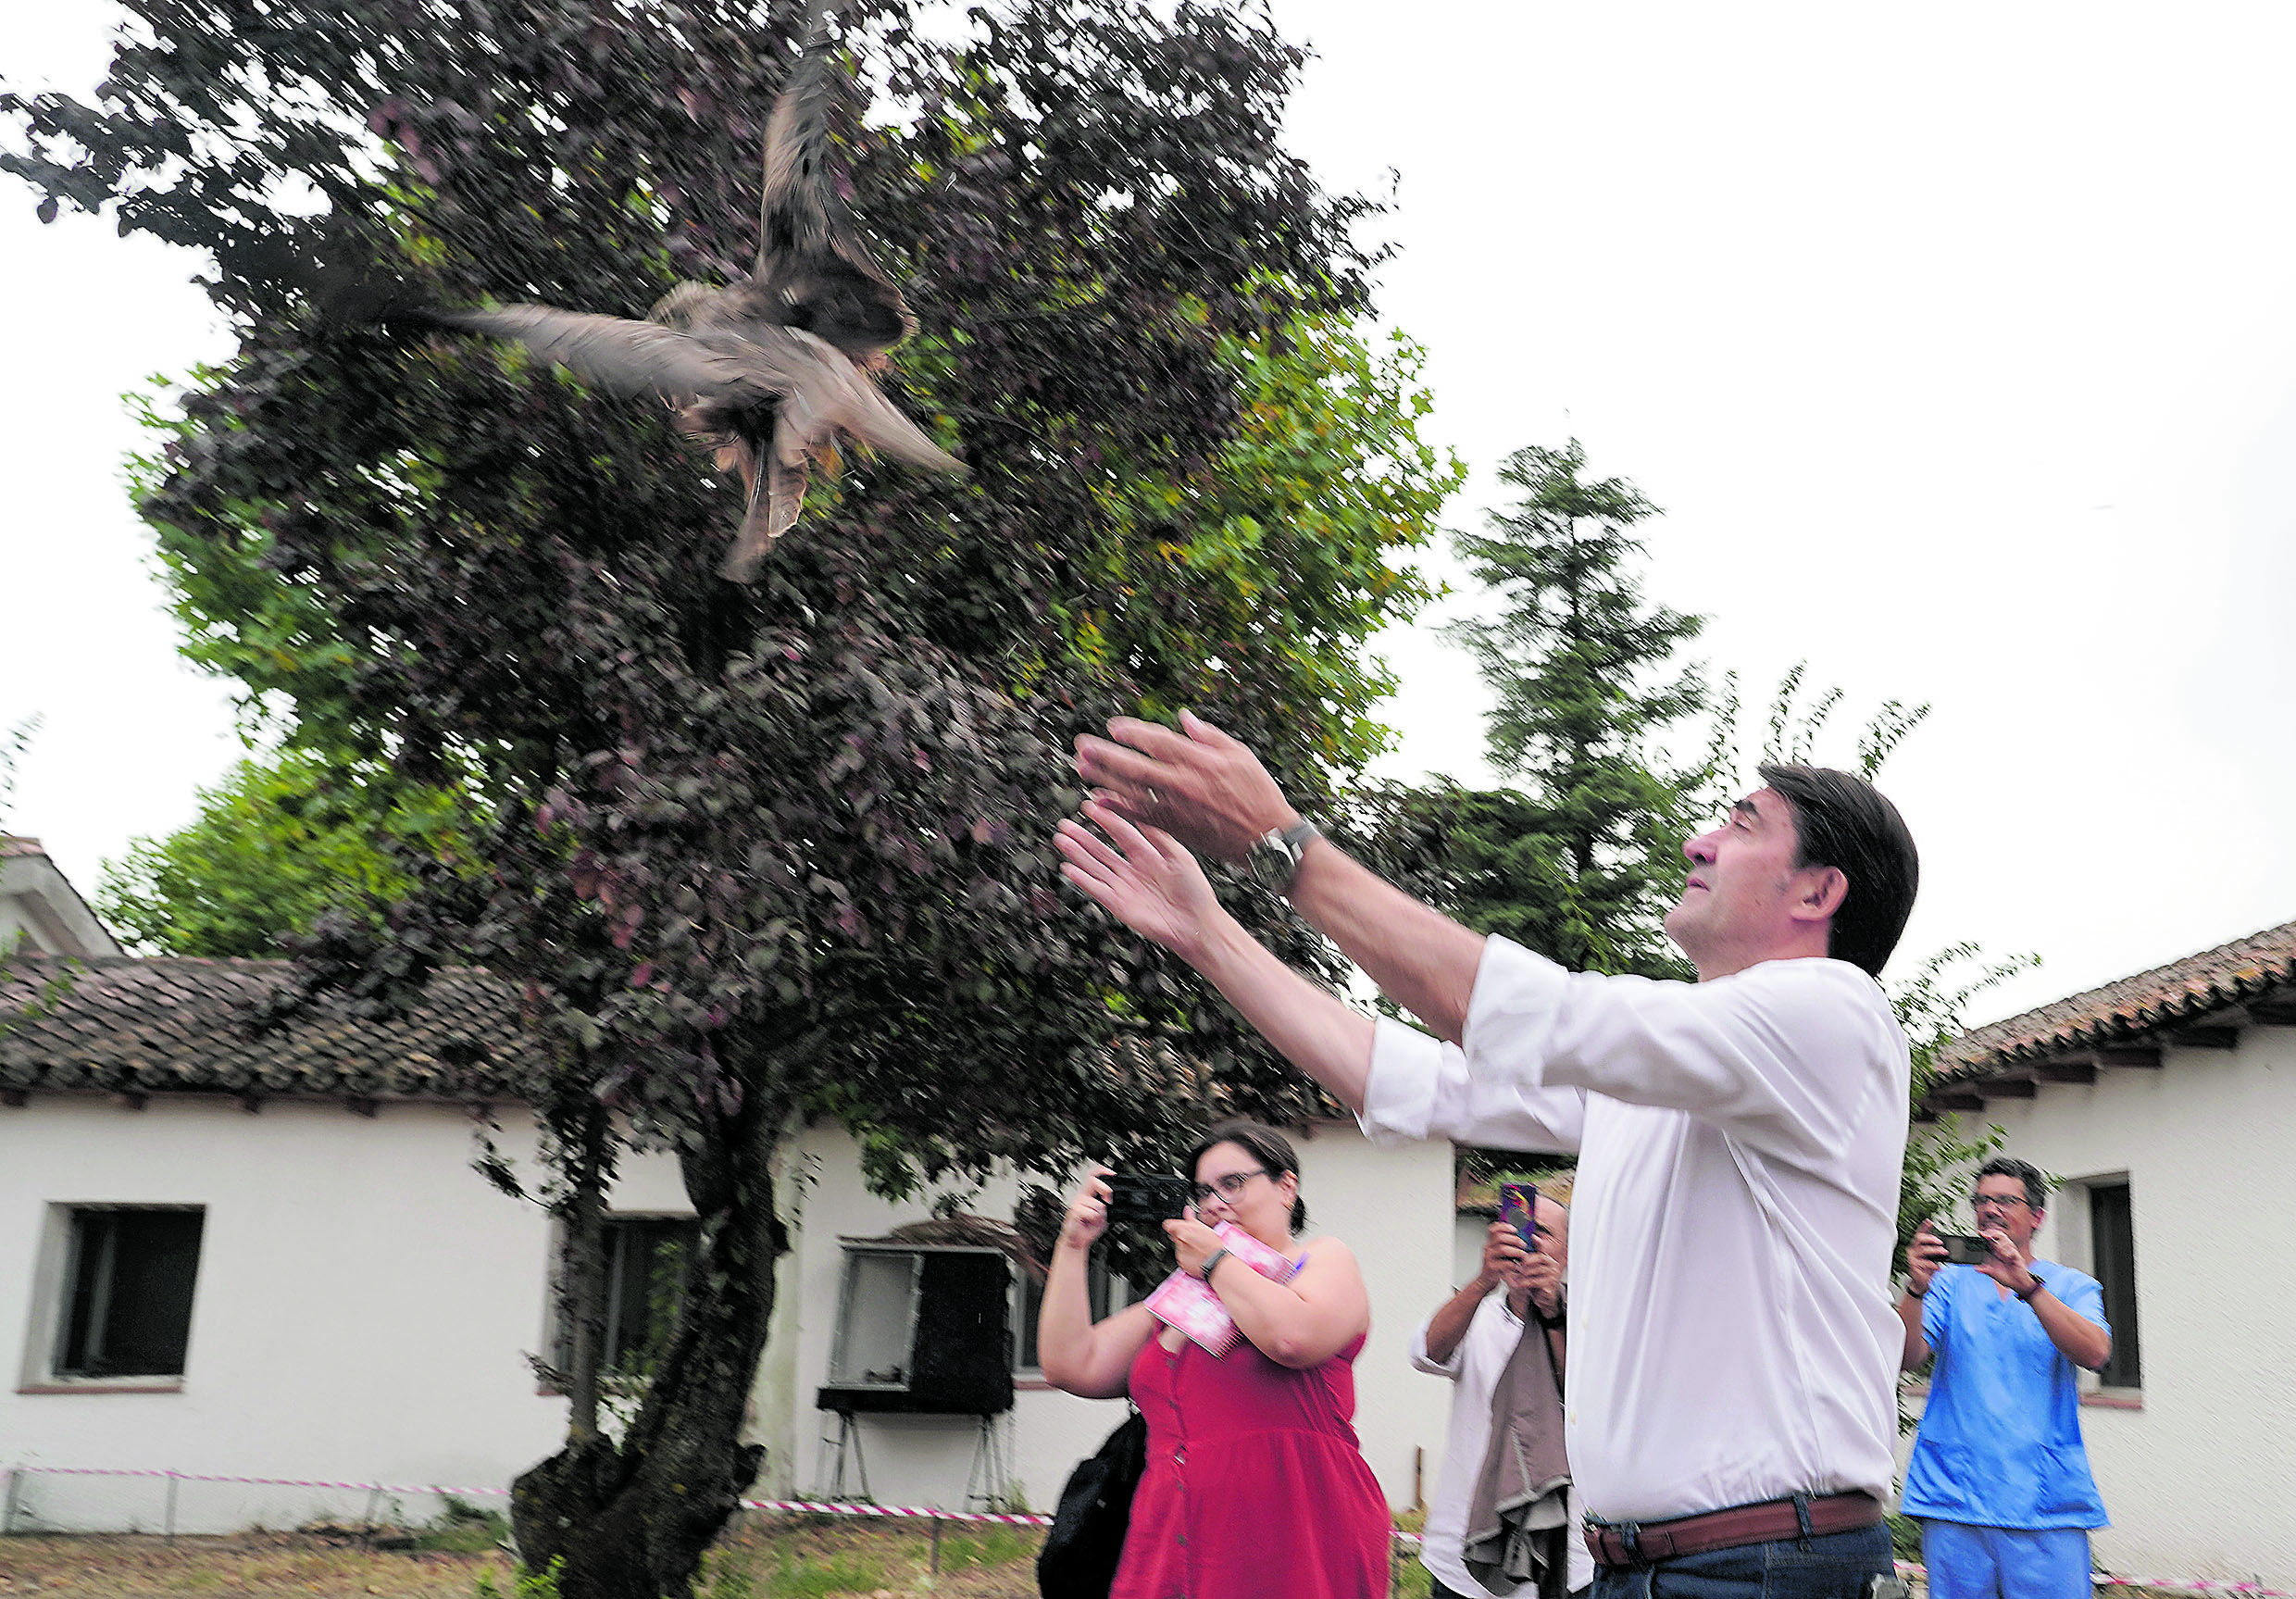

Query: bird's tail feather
left=719, top=449, right=806, bottom=583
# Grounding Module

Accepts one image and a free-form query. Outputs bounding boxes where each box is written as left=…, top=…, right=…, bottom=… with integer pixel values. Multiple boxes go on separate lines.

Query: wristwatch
left=1244, top=818, right=1322, bottom=894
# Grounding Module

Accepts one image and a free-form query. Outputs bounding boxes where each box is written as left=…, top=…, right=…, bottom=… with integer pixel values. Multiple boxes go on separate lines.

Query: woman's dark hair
left=1185, top=1119, right=1307, bottom=1233
left=1976, top=1156, right=2048, bottom=1212
left=1757, top=763, right=1920, bottom=979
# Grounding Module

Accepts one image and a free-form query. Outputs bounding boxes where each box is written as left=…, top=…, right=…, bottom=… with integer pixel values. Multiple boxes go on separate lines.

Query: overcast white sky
left=6, top=3, right=2295, bottom=1024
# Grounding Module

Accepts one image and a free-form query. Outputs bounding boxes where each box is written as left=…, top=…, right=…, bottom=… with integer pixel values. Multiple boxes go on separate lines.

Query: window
left=55, top=1207, right=205, bottom=1379
left=601, top=1217, right=694, bottom=1375
left=829, top=1249, right=923, bottom=1389
left=554, top=1216, right=697, bottom=1380
left=2087, top=1182, right=2142, bottom=1390
left=1014, top=1256, right=1129, bottom=1373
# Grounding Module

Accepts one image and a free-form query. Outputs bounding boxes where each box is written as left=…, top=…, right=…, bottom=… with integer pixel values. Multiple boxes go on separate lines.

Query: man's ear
left=1792, top=865, right=1849, bottom=925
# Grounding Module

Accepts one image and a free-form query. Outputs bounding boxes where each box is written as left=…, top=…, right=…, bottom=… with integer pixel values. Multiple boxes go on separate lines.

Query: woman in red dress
left=1037, top=1121, right=1391, bottom=1599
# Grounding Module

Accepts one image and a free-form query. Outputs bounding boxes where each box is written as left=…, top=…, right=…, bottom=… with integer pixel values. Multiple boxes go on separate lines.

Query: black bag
left=1036, top=1408, right=1148, bottom=1598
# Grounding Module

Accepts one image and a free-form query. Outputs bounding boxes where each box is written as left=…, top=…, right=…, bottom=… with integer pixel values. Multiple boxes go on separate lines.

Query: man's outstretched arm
left=1074, top=711, right=1487, bottom=1044
left=1054, top=805, right=1380, bottom=1109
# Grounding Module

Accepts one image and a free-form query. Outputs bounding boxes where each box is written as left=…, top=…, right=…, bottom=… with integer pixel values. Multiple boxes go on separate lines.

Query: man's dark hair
left=1186, top=1119, right=1308, bottom=1233
left=1757, top=763, right=1919, bottom=979
left=1976, top=1156, right=2048, bottom=1212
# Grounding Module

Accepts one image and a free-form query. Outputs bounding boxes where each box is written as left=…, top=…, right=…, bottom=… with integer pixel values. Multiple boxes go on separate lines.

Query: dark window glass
left=1015, top=1256, right=1124, bottom=1372
left=600, top=1218, right=695, bottom=1376
left=57, top=1208, right=205, bottom=1378
left=2089, top=1182, right=2142, bottom=1389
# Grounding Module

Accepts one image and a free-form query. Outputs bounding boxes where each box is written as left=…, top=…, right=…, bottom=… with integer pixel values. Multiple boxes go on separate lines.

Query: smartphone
left=1934, top=1230, right=1993, bottom=1267
left=1104, top=1173, right=1192, bottom=1225
left=1498, top=1181, right=1539, bottom=1251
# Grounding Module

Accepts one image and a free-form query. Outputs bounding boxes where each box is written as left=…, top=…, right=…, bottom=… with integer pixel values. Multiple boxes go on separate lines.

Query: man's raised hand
left=1975, top=1225, right=2040, bottom=1296
left=1073, top=709, right=1298, bottom=865
left=1055, top=800, right=1228, bottom=961
left=1906, top=1219, right=1948, bottom=1297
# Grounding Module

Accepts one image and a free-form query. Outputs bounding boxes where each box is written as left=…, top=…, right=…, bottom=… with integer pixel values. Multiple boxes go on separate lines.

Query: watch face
left=1248, top=835, right=1298, bottom=891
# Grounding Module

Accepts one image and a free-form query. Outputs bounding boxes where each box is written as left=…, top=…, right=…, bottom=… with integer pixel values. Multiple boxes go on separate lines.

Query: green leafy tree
left=3, top=4, right=1452, bottom=1593
left=1434, top=441, right=1709, bottom=977
left=95, top=751, right=480, bottom=956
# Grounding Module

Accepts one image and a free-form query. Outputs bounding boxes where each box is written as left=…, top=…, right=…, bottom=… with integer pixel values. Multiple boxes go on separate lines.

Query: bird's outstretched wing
left=439, top=307, right=961, bottom=581
left=437, top=304, right=745, bottom=402
left=439, top=306, right=956, bottom=474
left=756, top=4, right=916, bottom=356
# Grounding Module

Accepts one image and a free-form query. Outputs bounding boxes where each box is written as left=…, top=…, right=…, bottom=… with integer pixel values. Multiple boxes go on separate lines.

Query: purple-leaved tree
left=4, top=3, right=1460, bottom=1592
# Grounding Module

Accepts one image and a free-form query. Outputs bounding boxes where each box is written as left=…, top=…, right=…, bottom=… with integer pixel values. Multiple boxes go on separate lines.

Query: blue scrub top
left=1902, top=1261, right=2110, bottom=1528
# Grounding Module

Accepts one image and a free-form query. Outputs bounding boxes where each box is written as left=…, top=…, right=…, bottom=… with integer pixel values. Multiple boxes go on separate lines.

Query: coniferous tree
left=1434, top=440, right=1708, bottom=977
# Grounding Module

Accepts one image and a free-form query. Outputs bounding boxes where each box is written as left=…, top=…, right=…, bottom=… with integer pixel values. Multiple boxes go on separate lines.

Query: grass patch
left=938, top=1524, right=1036, bottom=1574
left=416, top=1495, right=512, bottom=1555
left=759, top=1549, right=893, bottom=1596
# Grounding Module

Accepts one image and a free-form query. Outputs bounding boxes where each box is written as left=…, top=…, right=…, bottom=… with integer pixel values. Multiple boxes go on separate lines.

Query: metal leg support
left=817, top=1411, right=871, bottom=1503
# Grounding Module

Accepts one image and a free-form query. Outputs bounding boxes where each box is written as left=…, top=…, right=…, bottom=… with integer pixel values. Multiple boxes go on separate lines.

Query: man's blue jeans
left=1589, top=1522, right=1892, bottom=1599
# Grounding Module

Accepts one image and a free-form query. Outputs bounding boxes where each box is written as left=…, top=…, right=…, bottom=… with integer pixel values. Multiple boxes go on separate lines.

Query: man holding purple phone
left=1058, top=710, right=1921, bottom=1599
left=1416, top=1192, right=1593, bottom=1599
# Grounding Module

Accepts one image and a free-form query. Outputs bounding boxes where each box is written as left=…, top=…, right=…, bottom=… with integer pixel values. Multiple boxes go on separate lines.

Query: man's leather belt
left=1584, top=1491, right=1883, bottom=1568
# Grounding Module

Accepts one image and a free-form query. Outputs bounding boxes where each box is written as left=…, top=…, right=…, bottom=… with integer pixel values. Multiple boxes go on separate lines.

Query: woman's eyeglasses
left=1190, top=1168, right=1267, bottom=1206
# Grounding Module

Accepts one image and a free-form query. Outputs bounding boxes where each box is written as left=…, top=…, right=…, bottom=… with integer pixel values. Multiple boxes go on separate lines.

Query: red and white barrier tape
left=10, top=1466, right=510, bottom=1499
left=5, top=1466, right=1054, bottom=1528
left=730, top=1496, right=1050, bottom=1527
left=10, top=1468, right=2288, bottom=1593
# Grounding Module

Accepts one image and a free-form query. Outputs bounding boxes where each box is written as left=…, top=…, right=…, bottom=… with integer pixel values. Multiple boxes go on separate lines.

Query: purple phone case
left=1500, top=1181, right=1538, bottom=1249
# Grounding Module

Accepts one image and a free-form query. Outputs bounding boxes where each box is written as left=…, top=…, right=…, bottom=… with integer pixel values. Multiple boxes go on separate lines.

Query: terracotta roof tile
left=0, top=954, right=547, bottom=1101
left=4, top=955, right=1341, bottom=1120
left=1936, top=918, right=2296, bottom=1081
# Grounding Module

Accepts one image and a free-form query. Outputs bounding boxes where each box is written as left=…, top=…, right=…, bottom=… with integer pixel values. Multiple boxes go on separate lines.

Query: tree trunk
left=562, top=1104, right=611, bottom=1445
left=511, top=1097, right=792, bottom=1599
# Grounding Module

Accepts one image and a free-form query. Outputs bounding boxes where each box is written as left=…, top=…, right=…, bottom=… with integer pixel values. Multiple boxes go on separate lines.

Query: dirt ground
left=0, top=1517, right=1049, bottom=1598
left=0, top=1526, right=2211, bottom=1599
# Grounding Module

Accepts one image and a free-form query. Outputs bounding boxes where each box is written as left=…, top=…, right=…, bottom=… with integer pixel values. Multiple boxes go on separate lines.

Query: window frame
left=1012, top=1255, right=1131, bottom=1377
left=17, top=1202, right=206, bottom=1394
left=542, top=1210, right=700, bottom=1395
left=2081, top=1178, right=2142, bottom=1394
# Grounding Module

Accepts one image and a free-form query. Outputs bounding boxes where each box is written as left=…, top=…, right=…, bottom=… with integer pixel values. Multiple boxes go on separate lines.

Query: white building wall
left=0, top=844, right=123, bottom=958
left=1902, top=1029, right=2296, bottom=1588
left=1452, top=1211, right=1489, bottom=1291
left=4, top=1093, right=1460, bottom=1532
left=0, top=1093, right=680, bottom=1534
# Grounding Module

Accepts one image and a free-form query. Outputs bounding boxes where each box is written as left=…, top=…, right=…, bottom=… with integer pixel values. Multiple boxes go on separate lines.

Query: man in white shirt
left=1418, top=1202, right=1594, bottom=1599
left=1056, top=710, right=1920, bottom=1598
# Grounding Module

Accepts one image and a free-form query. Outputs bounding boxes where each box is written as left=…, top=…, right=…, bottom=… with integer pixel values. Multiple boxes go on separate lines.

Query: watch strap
left=1250, top=818, right=1321, bottom=893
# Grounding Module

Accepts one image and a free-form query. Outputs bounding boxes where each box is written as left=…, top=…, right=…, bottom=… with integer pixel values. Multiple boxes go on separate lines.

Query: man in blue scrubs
left=1897, top=1156, right=2113, bottom=1598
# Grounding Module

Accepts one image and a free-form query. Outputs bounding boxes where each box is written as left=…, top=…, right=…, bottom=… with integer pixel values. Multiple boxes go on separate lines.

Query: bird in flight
left=432, top=4, right=963, bottom=581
